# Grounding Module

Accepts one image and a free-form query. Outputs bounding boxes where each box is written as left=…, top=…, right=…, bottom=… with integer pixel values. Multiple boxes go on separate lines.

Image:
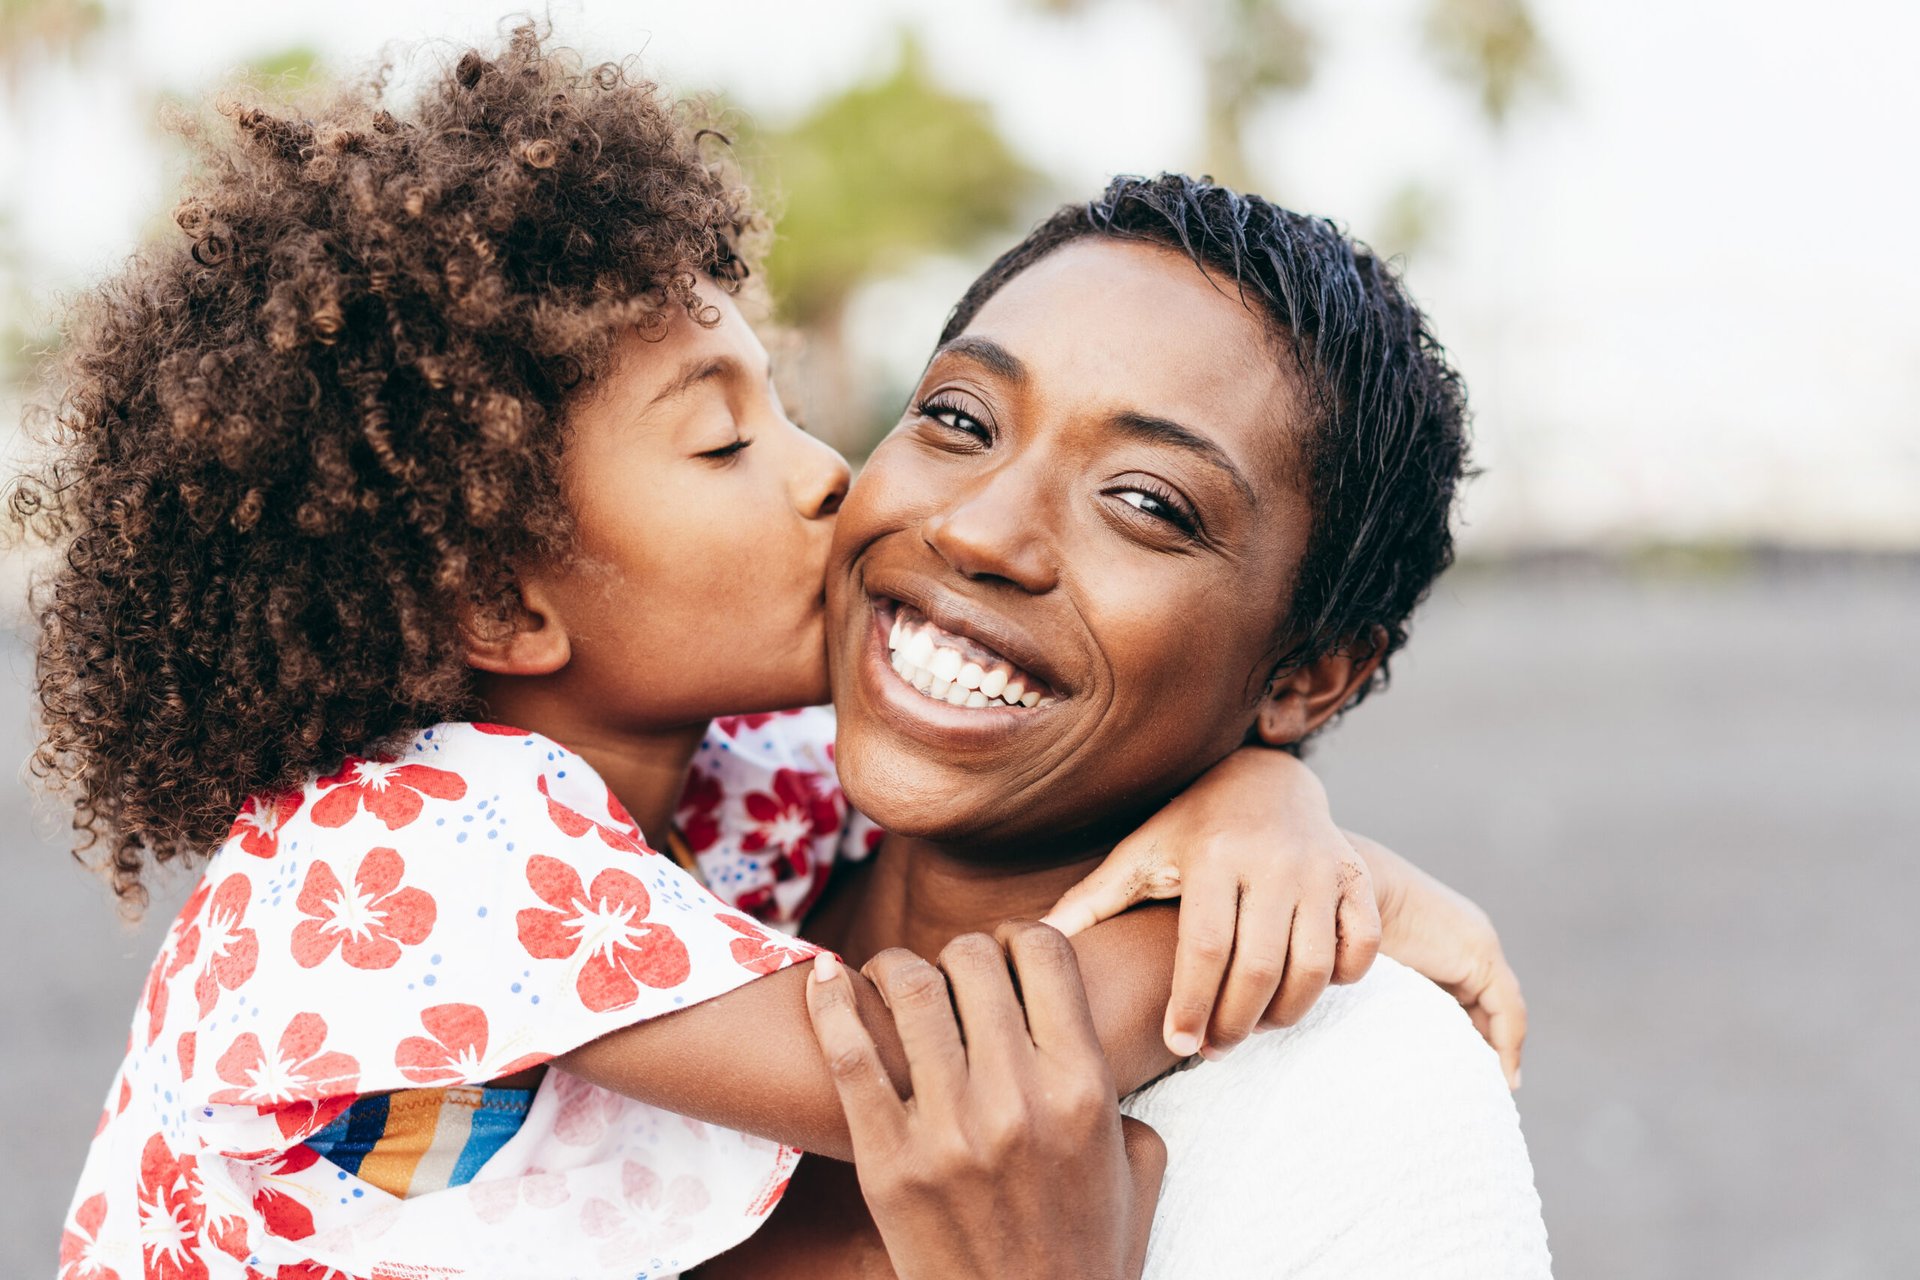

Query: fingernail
left=1511, top=1068, right=1522, bottom=1091
left=812, top=952, right=842, bottom=983
left=1199, top=1042, right=1229, bottom=1062
left=1166, top=1030, right=1200, bottom=1058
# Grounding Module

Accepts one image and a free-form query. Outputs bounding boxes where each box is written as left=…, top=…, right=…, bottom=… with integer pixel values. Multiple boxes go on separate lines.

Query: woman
left=704, top=175, right=1551, bottom=1277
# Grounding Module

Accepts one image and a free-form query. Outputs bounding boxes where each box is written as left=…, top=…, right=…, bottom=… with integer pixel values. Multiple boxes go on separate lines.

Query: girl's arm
left=554, top=906, right=1179, bottom=1161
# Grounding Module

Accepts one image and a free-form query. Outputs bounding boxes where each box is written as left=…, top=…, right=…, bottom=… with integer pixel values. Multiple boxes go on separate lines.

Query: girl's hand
left=1349, top=832, right=1528, bottom=1089
left=805, top=925, right=1167, bottom=1280
left=1041, top=748, right=1381, bottom=1060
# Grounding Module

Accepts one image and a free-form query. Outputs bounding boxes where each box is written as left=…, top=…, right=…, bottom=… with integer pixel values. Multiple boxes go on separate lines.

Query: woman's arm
left=555, top=905, right=1180, bottom=1161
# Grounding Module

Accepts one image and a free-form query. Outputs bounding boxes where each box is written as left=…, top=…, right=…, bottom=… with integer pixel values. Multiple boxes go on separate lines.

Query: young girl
left=31, top=26, right=1522, bottom=1280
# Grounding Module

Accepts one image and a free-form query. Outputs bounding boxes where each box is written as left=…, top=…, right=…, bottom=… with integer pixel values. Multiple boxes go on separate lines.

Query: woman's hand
left=805, top=924, right=1167, bottom=1280
left=1349, top=832, right=1528, bottom=1089
left=1042, top=747, right=1381, bottom=1059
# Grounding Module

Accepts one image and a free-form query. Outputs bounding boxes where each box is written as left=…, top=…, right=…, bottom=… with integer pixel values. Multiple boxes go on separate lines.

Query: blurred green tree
left=742, top=34, right=1037, bottom=449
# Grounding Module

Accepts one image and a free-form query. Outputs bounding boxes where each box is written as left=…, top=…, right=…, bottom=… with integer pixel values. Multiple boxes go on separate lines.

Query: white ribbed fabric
left=1121, top=957, right=1553, bottom=1279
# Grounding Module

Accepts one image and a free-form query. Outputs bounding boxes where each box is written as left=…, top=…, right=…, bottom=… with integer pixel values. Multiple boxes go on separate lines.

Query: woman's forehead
left=950, top=238, right=1305, bottom=481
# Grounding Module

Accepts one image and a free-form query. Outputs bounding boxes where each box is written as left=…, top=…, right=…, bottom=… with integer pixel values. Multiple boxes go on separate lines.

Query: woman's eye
left=697, top=438, right=752, bottom=461
left=916, top=398, right=990, bottom=443
left=1115, top=486, right=1198, bottom=533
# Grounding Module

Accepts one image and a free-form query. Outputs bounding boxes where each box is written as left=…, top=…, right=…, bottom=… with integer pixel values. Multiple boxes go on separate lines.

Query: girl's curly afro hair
left=13, top=22, right=765, bottom=904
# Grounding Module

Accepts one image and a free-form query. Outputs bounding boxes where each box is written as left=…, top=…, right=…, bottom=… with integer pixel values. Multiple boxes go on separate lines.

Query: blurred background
left=2, top=1, right=1914, bottom=1276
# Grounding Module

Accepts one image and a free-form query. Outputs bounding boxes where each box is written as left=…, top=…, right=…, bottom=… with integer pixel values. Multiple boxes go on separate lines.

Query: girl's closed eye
left=697, top=437, right=753, bottom=462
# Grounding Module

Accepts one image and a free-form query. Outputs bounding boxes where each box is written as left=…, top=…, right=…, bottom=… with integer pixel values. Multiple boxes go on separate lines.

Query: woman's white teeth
left=903, top=629, right=936, bottom=668
left=884, top=609, right=1052, bottom=711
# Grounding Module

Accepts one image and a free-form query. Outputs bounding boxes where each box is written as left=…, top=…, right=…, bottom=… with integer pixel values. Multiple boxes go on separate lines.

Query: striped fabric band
left=303, top=1085, right=534, bottom=1200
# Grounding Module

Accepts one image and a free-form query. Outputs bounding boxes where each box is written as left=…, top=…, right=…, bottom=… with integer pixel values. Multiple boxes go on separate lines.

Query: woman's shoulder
left=1122, top=958, right=1551, bottom=1279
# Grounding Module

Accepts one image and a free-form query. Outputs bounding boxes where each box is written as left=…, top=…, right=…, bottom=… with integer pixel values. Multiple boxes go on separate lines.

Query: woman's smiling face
left=828, top=238, right=1320, bottom=850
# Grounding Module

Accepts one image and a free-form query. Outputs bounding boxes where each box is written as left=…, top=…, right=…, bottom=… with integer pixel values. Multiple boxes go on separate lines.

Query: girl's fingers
left=994, top=920, right=1102, bottom=1063
left=1260, top=898, right=1335, bottom=1030
left=805, top=953, right=909, bottom=1153
left=1202, top=886, right=1292, bottom=1055
left=1162, top=863, right=1240, bottom=1058
left=937, top=932, right=1034, bottom=1073
left=1330, top=850, right=1382, bottom=985
left=1038, top=842, right=1179, bottom=938
left=861, top=948, right=969, bottom=1112
left=1476, top=959, right=1528, bottom=1090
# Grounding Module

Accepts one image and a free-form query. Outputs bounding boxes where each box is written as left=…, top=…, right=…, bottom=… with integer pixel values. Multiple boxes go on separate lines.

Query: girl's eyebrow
left=644, top=354, right=743, bottom=413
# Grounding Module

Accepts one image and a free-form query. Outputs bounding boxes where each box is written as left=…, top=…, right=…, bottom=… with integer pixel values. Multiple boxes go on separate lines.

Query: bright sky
left=3, top=0, right=1915, bottom=548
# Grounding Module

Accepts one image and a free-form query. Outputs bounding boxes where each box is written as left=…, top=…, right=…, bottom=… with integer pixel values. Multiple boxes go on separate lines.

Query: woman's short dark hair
left=941, top=173, right=1472, bottom=725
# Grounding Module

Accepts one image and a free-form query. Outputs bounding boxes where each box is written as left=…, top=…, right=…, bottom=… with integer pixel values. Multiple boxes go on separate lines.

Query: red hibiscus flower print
left=204, top=1197, right=249, bottom=1264
left=178, top=1032, right=197, bottom=1081
left=739, top=769, right=842, bottom=919
left=674, top=766, right=723, bottom=855
left=289, top=849, right=436, bottom=970
left=136, top=1134, right=206, bottom=1280
left=144, top=877, right=214, bottom=1044
left=717, top=914, right=820, bottom=976
left=268, top=1264, right=368, bottom=1280
left=742, top=769, right=841, bottom=856
left=253, top=1146, right=321, bottom=1242
left=58, top=1192, right=119, bottom=1280
left=395, top=1003, right=547, bottom=1086
left=711, top=709, right=805, bottom=738
left=517, top=856, right=691, bottom=1012
left=230, top=791, right=304, bottom=859
left=310, top=757, right=465, bottom=830
left=210, top=1012, right=361, bottom=1140
left=191, top=874, right=259, bottom=1017
left=539, top=776, right=649, bottom=852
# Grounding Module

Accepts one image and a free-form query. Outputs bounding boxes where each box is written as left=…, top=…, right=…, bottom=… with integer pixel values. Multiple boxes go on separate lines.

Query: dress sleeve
left=128, top=723, right=818, bottom=1277
left=675, top=706, right=881, bottom=929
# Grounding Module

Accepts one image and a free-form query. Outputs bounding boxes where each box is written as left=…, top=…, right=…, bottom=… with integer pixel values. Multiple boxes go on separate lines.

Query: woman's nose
left=922, top=470, right=1057, bottom=593
left=794, top=431, right=850, bottom=520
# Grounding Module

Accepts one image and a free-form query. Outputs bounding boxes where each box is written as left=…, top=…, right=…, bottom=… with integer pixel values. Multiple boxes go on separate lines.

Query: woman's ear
left=461, top=579, right=571, bottom=678
left=1253, top=628, right=1387, bottom=748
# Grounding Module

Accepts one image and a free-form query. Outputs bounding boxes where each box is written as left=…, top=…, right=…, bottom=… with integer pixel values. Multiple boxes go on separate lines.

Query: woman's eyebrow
left=1111, top=410, right=1257, bottom=507
left=932, top=335, right=1027, bottom=384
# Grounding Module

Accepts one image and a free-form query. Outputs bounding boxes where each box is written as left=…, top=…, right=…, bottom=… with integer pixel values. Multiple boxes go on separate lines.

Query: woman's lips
left=855, top=595, right=1062, bottom=744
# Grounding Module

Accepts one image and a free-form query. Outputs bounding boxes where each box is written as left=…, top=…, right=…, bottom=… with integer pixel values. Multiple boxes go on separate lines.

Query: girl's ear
left=1253, top=628, right=1387, bottom=748
left=461, top=579, right=571, bottom=677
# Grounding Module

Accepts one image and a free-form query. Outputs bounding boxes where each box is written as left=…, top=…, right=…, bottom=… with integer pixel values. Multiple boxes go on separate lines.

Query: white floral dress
left=59, top=712, right=868, bottom=1280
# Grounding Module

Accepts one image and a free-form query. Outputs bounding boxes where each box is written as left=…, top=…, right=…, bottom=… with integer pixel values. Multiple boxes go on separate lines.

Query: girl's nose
left=795, top=431, right=850, bottom=520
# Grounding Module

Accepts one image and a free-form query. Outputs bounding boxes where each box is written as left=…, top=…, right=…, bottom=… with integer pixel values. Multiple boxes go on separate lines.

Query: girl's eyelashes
left=913, top=394, right=992, bottom=444
left=696, top=438, right=752, bottom=462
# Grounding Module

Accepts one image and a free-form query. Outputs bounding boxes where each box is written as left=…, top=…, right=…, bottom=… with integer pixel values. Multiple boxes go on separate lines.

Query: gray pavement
left=5, top=560, right=1916, bottom=1278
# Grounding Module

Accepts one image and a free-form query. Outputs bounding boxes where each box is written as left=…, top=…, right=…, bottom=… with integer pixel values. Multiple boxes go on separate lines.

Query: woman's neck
left=476, top=678, right=705, bottom=842
left=827, top=834, right=1113, bottom=965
